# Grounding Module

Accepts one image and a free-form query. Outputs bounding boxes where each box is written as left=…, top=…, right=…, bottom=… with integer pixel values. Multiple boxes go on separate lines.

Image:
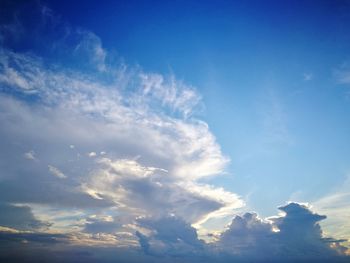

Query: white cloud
left=88, top=152, right=97, bottom=157
left=24, top=150, right=36, bottom=160
left=48, top=165, right=67, bottom=179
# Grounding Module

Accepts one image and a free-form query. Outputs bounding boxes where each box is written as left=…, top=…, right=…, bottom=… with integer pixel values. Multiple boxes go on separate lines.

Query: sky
left=0, top=0, right=350, bottom=262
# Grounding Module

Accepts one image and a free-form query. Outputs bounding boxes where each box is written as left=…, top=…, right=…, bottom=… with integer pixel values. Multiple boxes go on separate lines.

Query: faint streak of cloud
left=48, top=165, right=67, bottom=179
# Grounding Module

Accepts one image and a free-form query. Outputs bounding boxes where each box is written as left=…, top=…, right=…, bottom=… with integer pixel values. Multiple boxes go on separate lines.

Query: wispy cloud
left=313, top=175, right=350, bottom=251
left=48, top=165, right=67, bottom=179
left=303, top=73, right=313, bottom=81
left=334, top=68, right=350, bottom=84
left=262, top=89, right=291, bottom=146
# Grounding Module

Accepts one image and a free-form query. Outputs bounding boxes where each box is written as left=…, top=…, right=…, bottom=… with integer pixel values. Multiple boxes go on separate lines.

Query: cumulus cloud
left=216, top=203, right=348, bottom=261
left=130, top=203, right=348, bottom=262
left=218, top=212, right=274, bottom=256
left=136, top=215, right=205, bottom=257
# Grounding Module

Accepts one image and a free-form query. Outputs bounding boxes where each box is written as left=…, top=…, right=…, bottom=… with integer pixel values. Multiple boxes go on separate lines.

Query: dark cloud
left=0, top=203, right=349, bottom=263
left=0, top=202, right=49, bottom=230
left=136, top=215, right=205, bottom=257
left=218, top=212, right=275, bottom=257
left=272, top=203, right=333, bottom=258
left=0, top=231, right=65, bottom=244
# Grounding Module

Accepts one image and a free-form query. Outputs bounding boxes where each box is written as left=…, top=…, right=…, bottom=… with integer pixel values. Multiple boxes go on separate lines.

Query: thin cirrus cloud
left=0, top=3, right=349, bottom=263
left=313, top=175, right=350, bottom=251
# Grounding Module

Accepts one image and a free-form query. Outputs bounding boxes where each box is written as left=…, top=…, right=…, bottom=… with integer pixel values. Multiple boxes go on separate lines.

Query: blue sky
left=0, top=1, right=350, bottom=262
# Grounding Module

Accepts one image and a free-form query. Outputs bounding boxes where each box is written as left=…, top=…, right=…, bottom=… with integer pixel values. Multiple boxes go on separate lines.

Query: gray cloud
left=0, top=230, right=65, bottom=245
left=0, top=202, right=49, bottom=231
left=216, top=203, right=348, bottom=261
left=136, top=215, right=205, bottom=257
left=218, top=212, right=274, bottom=256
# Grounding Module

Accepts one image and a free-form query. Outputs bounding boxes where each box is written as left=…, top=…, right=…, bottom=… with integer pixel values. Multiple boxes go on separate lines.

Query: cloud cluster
left=133, top=203, right=348, bottom=262
left=218, top=203, right=347, bottom=261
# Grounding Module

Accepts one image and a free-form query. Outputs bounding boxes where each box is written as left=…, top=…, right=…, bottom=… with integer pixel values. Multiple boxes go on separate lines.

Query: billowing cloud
left=216, top=203, right=348, bottom=261
left=131, top=203, right=348, bottom=262
left=218, top=212, right=273, bottom=255
left=136, top=216, right=205, bottom=257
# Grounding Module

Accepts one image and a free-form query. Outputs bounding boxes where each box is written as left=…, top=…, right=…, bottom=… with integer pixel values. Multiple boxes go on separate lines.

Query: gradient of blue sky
left=44, top=0, right=350, bottom=214
left=0, top=0, right=350, bottom=262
